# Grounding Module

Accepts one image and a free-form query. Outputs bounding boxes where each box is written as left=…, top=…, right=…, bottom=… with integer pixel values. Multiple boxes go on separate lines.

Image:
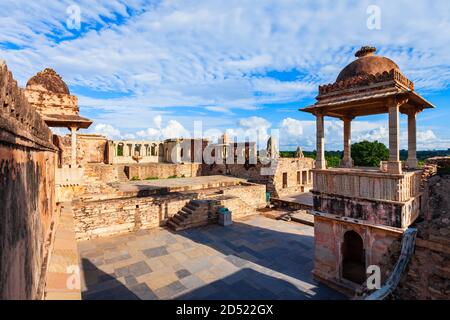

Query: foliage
left=325, top=155, right=341, bottom=168
left=168, top=175, right=178, bottom=179
left=280, top=147, right=448, bottom=168
left=145, top=176, right=158, bottom=180
left=351, top=140, right=389, bottom=167
left=131, top=176, right=140, bottom=181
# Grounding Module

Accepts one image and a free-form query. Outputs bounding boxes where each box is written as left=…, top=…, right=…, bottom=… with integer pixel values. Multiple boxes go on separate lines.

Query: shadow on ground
left=80, top=218, right=345, bottom=300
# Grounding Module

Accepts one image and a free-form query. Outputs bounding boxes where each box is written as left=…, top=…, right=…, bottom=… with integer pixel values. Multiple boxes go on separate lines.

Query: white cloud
left=3, top=0, right=450, bottom=113
left=280, top=117, right=304, bottom=137
left=2, top=0, right=450, bottom=147
left=417, top=129, right=437, bottom=141
left=135, top=117, right=190, bottom=140
left=225, top=55, right=272, bottom=70
left=93, top=123, right=122, bottom=139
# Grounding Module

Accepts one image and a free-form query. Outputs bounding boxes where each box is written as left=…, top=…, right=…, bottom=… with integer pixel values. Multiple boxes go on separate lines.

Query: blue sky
left=1, top=0, right=449, bottom=150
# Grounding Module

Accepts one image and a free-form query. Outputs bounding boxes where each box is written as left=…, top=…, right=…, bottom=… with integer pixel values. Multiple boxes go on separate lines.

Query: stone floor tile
left=142, top=246, right=169, bottom=258
left=175, top=269, right=191, bottom=279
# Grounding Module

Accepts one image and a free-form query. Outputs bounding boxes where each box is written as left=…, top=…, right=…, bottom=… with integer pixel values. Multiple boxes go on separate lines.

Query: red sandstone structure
left=300, top=46, right=435, bottom=293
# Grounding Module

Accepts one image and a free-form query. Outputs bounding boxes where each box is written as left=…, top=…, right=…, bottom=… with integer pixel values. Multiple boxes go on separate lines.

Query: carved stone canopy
left=26, top=68, right=70, bottom=95
left=300, top=46, right=434, bottom=119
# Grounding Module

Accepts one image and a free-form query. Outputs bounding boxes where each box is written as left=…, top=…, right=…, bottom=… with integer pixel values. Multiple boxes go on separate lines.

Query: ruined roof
left=336, top=46, right=400, bottom=82
left=26, top=68, right=70, bottom=94
left=41, top=114, right=93, bottom=129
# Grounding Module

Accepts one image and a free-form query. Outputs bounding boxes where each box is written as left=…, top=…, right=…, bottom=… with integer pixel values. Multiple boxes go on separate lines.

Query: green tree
left=351, top=140, right=389, bottom=167
left=326, top=155, right=341, bottom=168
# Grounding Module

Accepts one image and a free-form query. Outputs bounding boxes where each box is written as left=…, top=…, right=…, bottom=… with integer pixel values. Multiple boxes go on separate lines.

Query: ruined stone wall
left=389, top=158, right=450, bottom=299
left=0, top=61, right=57, bottom=299
left=273, top=157, right=314, bottom=197
left=312, top=192, right=420, bottom=229
left=54, top=134, right=107, bottom=167
left=126, top=162, right=203, bottom=180
left=313, top=216, right=402, bottom=288
left=72, top=193, right=193, bottom=240
left=24, top=88, right=78, bottom=117
left=372, top=158, right=450, bottom=299
left=72, top=183, right=266, bottom=240
left=202, top=157, right=314, bottom=198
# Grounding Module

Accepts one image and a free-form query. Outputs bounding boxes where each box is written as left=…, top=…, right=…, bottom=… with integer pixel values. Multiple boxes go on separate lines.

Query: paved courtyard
left=78, top=215, right=345, bottom=300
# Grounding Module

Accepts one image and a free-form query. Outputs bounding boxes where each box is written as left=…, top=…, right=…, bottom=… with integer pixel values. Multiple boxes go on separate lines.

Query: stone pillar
left=406, top=111, right=418, bottom=169
left=70, top=126, right=77, bottom=168
left=315, top=113, right=326, bottom=169
left=387, top=101, right=402, bottom=174
left=340, top=117, right=353, bottom=167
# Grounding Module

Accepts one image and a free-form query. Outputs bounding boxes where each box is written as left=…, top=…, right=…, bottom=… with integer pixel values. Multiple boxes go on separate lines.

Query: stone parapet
left=0, top=61, right=55, bottom=151
left=312, top=168, right=422, bottom=202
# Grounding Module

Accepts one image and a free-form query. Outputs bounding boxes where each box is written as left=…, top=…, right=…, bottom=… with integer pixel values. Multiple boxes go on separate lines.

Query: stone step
left=178, top=210, right=190, bottom=218
left=173, top=214, right=185, bottom=224
left=182, top=207, right=194, bottom=215
left=167, top=220, right=182, bottom=231
left=186, top=204, right=200, bottom=211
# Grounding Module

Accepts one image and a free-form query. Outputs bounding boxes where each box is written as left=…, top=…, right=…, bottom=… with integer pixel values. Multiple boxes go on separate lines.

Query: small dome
left=336, top=46, right=400, bottom=82
left=26, top=68, right=70, bottom=94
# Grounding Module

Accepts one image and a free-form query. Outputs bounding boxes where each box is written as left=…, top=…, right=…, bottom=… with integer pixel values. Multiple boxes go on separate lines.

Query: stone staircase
left=167, top=200, right=220, bottom=231
left=117, top=166, right=129, bottom=182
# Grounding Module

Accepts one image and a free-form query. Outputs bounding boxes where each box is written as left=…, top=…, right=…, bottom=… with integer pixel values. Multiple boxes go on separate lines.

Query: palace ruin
left=0, top=46, right=448, bottom=300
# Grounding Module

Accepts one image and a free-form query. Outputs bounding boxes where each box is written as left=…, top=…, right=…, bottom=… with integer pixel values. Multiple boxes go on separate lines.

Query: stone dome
left=26, top=68, right=70, bottom=94
left=336, top=46, right=400, bottom=83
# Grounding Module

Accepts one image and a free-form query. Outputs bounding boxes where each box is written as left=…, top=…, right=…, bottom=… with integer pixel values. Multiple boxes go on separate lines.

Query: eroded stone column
left=406, top=110, right=418, bottom=169
left=387, top=101, right=402, bottom=174
left=341, top=117, right=353, bottom=167
left=70, top=126, right=77, bottom=168
left=316, top=113, right=326, bottom=169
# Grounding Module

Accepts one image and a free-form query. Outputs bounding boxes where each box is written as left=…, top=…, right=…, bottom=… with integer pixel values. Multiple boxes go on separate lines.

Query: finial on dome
left=355, top=46, right=376, bottom=58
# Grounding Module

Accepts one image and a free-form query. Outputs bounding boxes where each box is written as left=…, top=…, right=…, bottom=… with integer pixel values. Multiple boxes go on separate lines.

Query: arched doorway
left=342, top=230, right=366, bottom=284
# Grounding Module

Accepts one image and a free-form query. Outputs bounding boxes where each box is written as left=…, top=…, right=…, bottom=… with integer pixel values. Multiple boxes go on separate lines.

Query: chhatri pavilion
left=300, top=46, right=434, bottom=293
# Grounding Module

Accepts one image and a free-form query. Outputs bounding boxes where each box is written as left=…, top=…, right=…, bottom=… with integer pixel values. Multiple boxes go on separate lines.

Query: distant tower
left=218, top=132, right=231, bottom=160
left=266, top=136, right=278, bottom=158
left=219, top=132, right=231, bottom=145
left=295, top=146, right=304, bottom=158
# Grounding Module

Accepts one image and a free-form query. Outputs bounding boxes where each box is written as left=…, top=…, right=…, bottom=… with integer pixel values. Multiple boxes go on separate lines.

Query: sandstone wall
left=72, top=193, right=193, bottom=240
left=24, top=88, right=78, bottom=117
left=391, top=159, right=450, bottom=299
left=72, top=182, right=266, bottom=240
left=0, top=61, right=57, bottom=299
left=54, top=134, right=107, bottom=167
left=313, top=216, right=402, bottom=289
left=373, top=158, right=450, bottom=299
left=202, top=157, right=314, bottom=198
left=126, top=162, right=203, bottom=180
left=312, top=192, right=420, bottom=229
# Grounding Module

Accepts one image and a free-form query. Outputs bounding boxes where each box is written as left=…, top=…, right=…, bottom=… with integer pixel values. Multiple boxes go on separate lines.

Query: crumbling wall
left=0, top=61, right=57, bottom=299
left=202, top=157, right=314, bottom=198
left=313, top=216, right=402, bottom=289
left=378, top=157, right=450, bottom=299
left=126, top=162, right=203, bottom=180
left=72, top=183, right=266, bottom=240
left=54, top=134, right=107, bottom=167
left=394, top=163, right=450, bottom=299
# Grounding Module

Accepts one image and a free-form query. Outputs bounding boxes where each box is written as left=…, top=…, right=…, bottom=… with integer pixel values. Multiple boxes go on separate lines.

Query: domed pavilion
left=300, top=46, right=435, bottom=295
left=301, top=46, right=433, bottom=172
left=24, top=68, right=92, bottom=167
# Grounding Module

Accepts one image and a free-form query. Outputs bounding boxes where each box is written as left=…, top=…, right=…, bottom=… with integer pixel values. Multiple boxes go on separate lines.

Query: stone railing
left=312, top=168, right=422, bottom=202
